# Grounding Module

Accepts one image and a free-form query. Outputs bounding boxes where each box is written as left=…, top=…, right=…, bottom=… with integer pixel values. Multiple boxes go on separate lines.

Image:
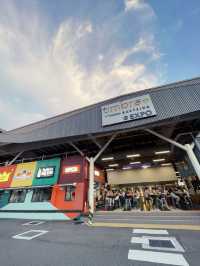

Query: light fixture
left=142, top=165, right=150, bottom=169
left=153, top=158, right=165, bottom=162
left=106, top=168, right=114, bottom=171
left=108, top=163, right=118, bottom=167
left=161, top=163, right=172, bottom=166
left=126, top=154, right=141, bottom=158
left=155, top=150, right=170, bottom=155
left=101, top=157, right=114, bottom=161
left=122, top=166, right=132, bottom=170
left=129, top=161, right=141, bottom=165
left=94, top=170, right=100, bottom=176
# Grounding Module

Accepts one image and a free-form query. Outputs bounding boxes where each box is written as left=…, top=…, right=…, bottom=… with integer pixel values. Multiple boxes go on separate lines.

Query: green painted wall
left=0, top=191, right=11, bottom=208
left=32, top=158, right=61, bottom=186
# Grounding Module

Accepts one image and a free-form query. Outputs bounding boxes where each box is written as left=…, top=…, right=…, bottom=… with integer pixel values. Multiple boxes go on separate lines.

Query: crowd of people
left=96, top=185, right=193, bottom=211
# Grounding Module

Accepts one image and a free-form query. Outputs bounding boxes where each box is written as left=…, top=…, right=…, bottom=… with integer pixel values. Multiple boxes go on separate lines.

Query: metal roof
left=0, top=78, right=200, bottom=160
left=0, top=77, right=200, bottom=149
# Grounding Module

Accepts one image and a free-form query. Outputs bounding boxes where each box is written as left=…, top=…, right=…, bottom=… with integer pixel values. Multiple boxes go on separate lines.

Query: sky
left=0, top=0, right=200, bottom=130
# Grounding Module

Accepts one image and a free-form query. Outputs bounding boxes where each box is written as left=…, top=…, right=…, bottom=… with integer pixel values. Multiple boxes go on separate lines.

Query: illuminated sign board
left=36, top=167, right=55, bottom=178
left=63, top=165, right=80, bottom=174
left=101, top=94, right=156, bottom=126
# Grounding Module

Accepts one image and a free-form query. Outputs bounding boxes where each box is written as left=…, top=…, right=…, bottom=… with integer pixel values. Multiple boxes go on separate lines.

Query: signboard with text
left=101, top=94, right=156, bottom=126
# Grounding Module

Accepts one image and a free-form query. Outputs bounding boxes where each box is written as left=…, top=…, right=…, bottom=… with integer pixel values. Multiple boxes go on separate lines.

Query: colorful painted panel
left=11, top=162, right=36, bottom=187
left=0, top=165, right=16, bottom=188
left=32, top=158, right=60, bottom=186
left=59, top=156, right=87, bottom=184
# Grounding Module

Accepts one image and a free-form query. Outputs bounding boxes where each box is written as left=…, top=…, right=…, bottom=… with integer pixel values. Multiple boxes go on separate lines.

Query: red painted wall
left=0, top=165, right=16, bottom=188
left=58, top=156, right=88, bottom=184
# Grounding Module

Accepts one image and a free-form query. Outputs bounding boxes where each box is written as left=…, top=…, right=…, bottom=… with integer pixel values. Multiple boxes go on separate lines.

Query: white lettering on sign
left=37, top=167, right=55, bottom=178
left=101, top=94, right=156, bottom=126
left=64, top=165, right=80, bottom=174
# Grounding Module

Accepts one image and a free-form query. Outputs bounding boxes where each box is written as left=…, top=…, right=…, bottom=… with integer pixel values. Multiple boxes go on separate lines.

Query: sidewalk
left=90, top=210, right=200, bottom=231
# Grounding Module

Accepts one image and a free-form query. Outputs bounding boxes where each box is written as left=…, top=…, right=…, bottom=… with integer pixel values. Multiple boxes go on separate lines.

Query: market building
left=0, top=77, right=200, bottom=219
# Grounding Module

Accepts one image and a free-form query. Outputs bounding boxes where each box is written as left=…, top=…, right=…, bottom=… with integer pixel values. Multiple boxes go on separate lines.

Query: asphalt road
left=0, top=215, right=199, bottom=266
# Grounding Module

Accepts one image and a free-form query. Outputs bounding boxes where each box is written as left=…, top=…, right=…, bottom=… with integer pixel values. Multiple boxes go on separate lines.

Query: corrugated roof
left=0, top=76, right=199, bottom=144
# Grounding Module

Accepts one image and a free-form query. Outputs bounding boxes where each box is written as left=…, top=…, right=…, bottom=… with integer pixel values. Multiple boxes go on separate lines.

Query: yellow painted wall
left=11, top=162, right=37, bottom=187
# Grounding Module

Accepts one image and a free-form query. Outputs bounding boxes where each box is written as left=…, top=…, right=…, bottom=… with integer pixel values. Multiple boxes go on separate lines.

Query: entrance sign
left=101, top=94, right=156, bottom=126
left=63, top=165, right=81, bottom=174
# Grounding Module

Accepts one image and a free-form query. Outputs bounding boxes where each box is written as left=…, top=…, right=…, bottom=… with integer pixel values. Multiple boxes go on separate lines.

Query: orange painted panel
left=51, top=183, right=85, bottom=212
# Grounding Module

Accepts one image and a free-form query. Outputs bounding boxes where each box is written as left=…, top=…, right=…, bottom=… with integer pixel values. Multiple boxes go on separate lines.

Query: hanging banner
left=101, top=94, right=156, bottom=126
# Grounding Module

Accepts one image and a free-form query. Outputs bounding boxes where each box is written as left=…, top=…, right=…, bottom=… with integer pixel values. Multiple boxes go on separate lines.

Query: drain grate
left=149, top=239, right=175, bottom=248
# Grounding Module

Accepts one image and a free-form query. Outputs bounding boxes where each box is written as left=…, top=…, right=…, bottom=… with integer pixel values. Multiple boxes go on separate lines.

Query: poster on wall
left=11, top=162, right=36, bottom=187
left=101, top=94, right=157, bottom=126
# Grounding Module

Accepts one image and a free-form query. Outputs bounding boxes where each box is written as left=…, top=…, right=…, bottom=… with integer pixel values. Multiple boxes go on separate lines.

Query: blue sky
left=0, top=0, right=199, bottom=130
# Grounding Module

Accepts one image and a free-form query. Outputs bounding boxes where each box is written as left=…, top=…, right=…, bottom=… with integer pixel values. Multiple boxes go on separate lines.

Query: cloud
left=0, top=0, right=163, bottom=130
left=124, top=0, right=141, bottom=11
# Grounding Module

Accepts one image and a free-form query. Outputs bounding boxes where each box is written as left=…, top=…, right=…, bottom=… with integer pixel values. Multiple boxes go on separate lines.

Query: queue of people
left=96, top=185, right=193, bottom=211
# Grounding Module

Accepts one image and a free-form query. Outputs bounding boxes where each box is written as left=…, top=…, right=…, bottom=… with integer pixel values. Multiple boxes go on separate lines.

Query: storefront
left=0, top=77, right=199, bottom=219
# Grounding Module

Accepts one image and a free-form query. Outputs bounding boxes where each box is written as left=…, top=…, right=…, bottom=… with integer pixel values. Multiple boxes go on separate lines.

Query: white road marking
left=130, top=237, right=148, bottom=244
left=128, top=250, right=189, bottom=266
left=12, top=230, right=48, bottom=240
left=142, top=236, right=185, bottom=252
left=133, top=229, right=168, bottom=235
left=22, top=221, right=45, bottom=226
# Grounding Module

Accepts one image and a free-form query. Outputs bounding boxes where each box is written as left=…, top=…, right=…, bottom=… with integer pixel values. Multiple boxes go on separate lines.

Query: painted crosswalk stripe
left=133, top=229, right=168, bottom=235
left=128, top=250, right=189, bottom=266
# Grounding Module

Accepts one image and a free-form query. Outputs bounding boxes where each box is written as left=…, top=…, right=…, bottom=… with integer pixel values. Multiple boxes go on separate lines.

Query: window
left=0, top=191, right=4, bottom=201
left=36, top=166, right=55, bottom=179
left=31, top=188, right=52, bottom=202
left=9, top=190, right=27, bottom=203
left=65, top=185, right=75, bottom=201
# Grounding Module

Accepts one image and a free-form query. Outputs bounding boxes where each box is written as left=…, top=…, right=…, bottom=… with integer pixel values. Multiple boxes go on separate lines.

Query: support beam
left=68, top=142, right=90, bottom=162
left=145, top=129, right=187, bottom=151
left=89, top=157, right=94, bottom=213
left=146, top=128, right=200, bottom=180
left=88, top=133, right=117, bottom=215
left=7, top=151, right=23, bottom=165
left=94, top=133, right=117, bottom=162
left=88, top=134, right=102, bottom=149
left=185, top=144, right=200, bottom=179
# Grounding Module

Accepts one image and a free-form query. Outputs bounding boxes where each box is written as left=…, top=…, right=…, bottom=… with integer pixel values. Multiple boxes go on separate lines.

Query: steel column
left=185, top=144, right=200, bottom=179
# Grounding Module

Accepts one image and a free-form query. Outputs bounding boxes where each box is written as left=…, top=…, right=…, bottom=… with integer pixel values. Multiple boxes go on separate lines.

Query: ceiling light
left=153, top=158, right=165, bottom=162
left=101, top=157, right=114, bottom=161
left=122, top=166, right=132, bottom=170
left=108, top=164, right=118, bottom=167
left=129, top=161, right=141, bottom=165
left=126, top=154, right=141, bottom=158
left=161, top=163, right=172, bottom=166
left=142, top=165, right=150, bottom=169
left=106, top=168, right=114, bottom=171
left=155, top=150, right=170, bottom=155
